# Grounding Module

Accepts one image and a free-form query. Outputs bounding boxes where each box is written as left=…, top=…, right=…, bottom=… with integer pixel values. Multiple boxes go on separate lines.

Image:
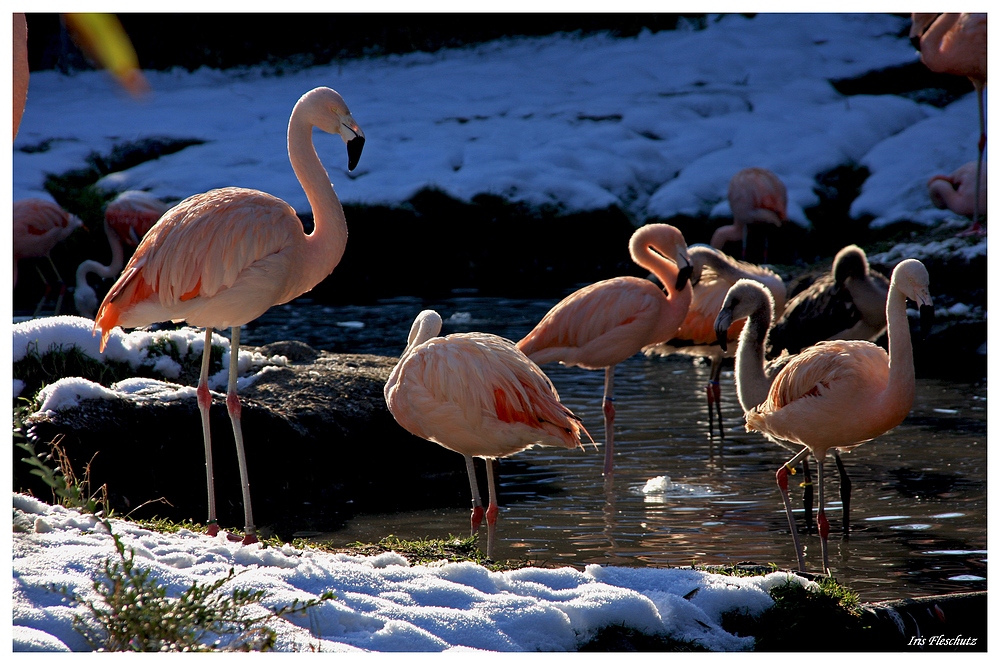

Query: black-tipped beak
left=919, top=304, right=935, bottom=339
left=676, top=264, right=694, bottom=291
left=347, top=135, right=365, bottom=171
left=714, top=308, right=732, bottom=353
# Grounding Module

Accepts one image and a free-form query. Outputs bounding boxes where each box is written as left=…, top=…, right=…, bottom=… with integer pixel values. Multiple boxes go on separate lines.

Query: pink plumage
left=13, top=198, right=83, bottom=285
left=386, top=310, right=588, bottom=558
left=928, top=161, right=987, bottom=218
left=92, top=87, right=365, bottom=544
left=747, top=259, right=933, bottom=574
left=711, top=167, right=788, bottom=258
left=518, top=223, right=693, bottom=476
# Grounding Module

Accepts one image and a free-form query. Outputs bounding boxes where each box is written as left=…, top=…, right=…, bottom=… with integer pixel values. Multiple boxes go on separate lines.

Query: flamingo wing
left=763, top=340, right=889, bottom=413
left=391, top=333, right=583, bottom=457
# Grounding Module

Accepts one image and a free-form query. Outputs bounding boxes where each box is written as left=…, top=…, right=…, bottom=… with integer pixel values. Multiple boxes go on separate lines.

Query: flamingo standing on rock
left=910, top=13, right=987, bottom=235
left=517, top=223, right=694, bottom=477
left=745, top=260, right=934, bottom=574
left=644, top=245, right=786, bottom=438
left=75, top=190, right=170, bottom=318
left=928, top=161, right=987, bottom=221
left=767, top=245, right=889, bottom=359
left=385, top=310, right=589, bottom=559
left=13, top=198, right=84, bottom=314
left=94, top=87, right=365, bottom=544
left=711, top=167, right=788, bottom=261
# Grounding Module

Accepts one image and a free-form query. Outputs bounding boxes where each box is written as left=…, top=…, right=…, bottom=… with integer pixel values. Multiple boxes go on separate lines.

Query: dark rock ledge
left=21, top=341, right=471, bottom=541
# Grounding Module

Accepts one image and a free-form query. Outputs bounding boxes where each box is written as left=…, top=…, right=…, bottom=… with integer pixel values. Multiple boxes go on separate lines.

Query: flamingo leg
left=707, top=355, right=724, bottom=439
left=800, top=457, right=814, bottom=535
left=464, top=454, right=484, bottom=535
left=777, top=447, right=810, bottom=573
left=226, top=326, right=257, bottom=545
left=197, top=328, right=219, bottom=537
left=833, top=450, right=852, bottom=537
left=602, top=365, right=617, bottom=476
left=484, top=458, right=500, bottom=560
left=816, top=454, right=830, bottom=575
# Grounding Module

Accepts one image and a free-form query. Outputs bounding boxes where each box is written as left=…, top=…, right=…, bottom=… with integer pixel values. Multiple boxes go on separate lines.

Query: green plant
left=16, top=434, right=111, bottom=517
left=62, top=523, right=334, bottom=652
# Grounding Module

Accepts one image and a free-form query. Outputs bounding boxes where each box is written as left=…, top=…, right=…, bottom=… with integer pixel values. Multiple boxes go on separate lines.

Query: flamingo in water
left=94, top=87, right=365, bottom=544
left=745, top=259, right=934, bottom=574
left=711, top=167, right=788, bottom=261
left=644, top=244, right=786, bottom=438
left=517, top=223, right=694, bottom=476
left=385, top=310, right=589, bottom=559
left=13, top=198, right=84, bottom=314
left=75, top=190, right=170, bottom=318
left=910, top=13, right=987, bottom=236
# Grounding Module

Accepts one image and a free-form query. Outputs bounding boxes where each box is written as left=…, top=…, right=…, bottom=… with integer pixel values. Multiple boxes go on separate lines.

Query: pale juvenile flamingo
left=745, top=260, right=933, bottom=574
left=711, top=167, right=788, bottom=261
left=13, top=198, right=84, bottom=314
left=94, top=87, right=365, bottom=544
left=517, top=223, right=694, bottom=476
left=75, top=190, right=170, bottom=318
left=767, top=245, right=889, bottom=359
left=910, top=13, right=987, bottom=235
left=928, top=160, right=988, bottom=221
left=385, top=310, right=589, bottom=559
left=644, top=244, right=786, bottom=438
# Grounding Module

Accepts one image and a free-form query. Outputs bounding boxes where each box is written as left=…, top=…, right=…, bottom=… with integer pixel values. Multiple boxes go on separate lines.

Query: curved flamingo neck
left=286, top=97, right=349, bottom=293
left=629, top=227, right=680, bottom=296
left=734, top=295, right=774, bottom=412
left=883, top=279, right=915, bottom=412
left=76, top=220, right=125, bottom=286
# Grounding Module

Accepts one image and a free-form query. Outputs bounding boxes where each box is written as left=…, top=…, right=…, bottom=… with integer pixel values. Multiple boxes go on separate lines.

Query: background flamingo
left=517, top=223, right=693, bottom=477
left=928, top=160, right=988, bottom=220
left=910, top=13, right=987, bottom=235
left=767, top=244, right=889, bottom=359
left=644, top=244, right=786, bottom=438
left=13, top=198, right=84, bottom=314
left=711, top=167, right=788, bottom=261
left=14, top=13, right=28, bottom=139
left=75, top=190, right=170, bottom=318
left=94, top=87, right=365, bottom=544
left=385, top=310, right=589, bottom=559
left=746, top=259, right=934, bottom=574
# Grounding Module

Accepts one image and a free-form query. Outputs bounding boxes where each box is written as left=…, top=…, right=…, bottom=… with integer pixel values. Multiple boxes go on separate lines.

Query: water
left=243, top=295, right=987, bottom=603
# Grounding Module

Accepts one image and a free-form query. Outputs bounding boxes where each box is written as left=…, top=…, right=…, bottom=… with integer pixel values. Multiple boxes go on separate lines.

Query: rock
left=18, top=344, right=471, bottom=541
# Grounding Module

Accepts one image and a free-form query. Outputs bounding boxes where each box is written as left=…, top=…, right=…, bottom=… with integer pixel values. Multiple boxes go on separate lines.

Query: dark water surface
left=244, top=296, right=987, bottom=603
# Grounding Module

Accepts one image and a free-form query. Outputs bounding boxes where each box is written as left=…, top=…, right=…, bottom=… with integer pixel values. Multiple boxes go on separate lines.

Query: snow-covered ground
left=13, top=493, right=816, bottom=652
left=9, top=13, right=991, bottom=653
left=13, top=13, right=985, bottom=231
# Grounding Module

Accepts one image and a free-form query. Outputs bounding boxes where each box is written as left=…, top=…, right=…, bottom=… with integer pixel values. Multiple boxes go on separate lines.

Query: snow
left=12, top=493, right=819, bottom=652
left=12, top=14, right=986, bottom=231
left=7, top=13, right=990, bottom=653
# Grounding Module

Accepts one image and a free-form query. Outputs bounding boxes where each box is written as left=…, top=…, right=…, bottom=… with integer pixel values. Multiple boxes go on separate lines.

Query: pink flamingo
left=385, top=310, right=589, bottom=559
left=14, top=13, right=28, bottom=139
left=711, top=167, right=788, bottom=261
left=928, top=160, right=987, bottom=221
left=746, top=259, right=933, bottom=574
left=767, top=245, right=889, bottom=359
left=517, top=223, right=694, bottom=476
left=644, top=244, right=786, bottom=438
left=13, top=198, right=84, bottom=314
left=910, top=13, right=987, bottom=235
left=94, top=87, right=365, bottom=544
left=75, top=191, right=170, bottom=318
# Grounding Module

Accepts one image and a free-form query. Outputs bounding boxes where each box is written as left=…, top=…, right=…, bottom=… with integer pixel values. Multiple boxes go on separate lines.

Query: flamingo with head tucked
left=13, top=198, right=84, bottom=314
left=644, top=244, right=786, bottom=438
left=75, top=190, right=170, bottom=318
left=385, top=310, right=589, bottom=559
left=517, top=223, right=694, bottom=476
left=94, top=87, right=365, bottom=544
left=745, top=260, right=934, bottom=574
left=928, top=160, right=987, bottom=222
left=910, top=13, right=987, bottom=235
left=711, top=167, right=788, bottom=261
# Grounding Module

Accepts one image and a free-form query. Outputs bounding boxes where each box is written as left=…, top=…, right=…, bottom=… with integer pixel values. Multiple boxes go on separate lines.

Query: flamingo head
left=714, top=279, right=773, bottom=352
left=909, top=13, right=942, bottom=50
left=892, top=259, right=934, bottom=337
left=405, top=309, right=444, bottom=352
left=832, top=244, right=869, bottom=286
left=304, top=87, right=366, bottom=171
